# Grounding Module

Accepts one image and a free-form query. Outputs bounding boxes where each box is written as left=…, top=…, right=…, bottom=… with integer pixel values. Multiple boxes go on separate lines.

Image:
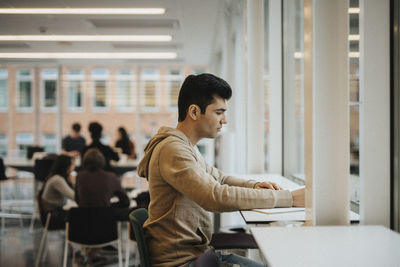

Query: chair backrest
left=67, top=207, right=118, bottom=245
left=36, top=189, right=65, bottom=230
left=27, top=146, right=44, bottom=159
left=129, top=208, right=150, bottom=267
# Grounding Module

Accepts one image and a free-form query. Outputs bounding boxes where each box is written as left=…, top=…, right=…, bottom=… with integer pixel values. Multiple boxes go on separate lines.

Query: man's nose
left=221, top=115, right=227, bottom=124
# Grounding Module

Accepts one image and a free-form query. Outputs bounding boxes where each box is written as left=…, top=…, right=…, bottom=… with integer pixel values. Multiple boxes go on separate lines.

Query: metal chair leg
left=35, top=213, right=51, bottom=267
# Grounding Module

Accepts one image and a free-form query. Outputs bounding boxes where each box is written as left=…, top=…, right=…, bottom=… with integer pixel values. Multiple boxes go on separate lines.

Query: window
left=41, top=69, right=58, bottom=110
left=167, top=69, right=183, bottom=108
left=42, top=134, right=57, bottom=153
left=0, top=134, right=7, bottom=157
left=349, top=0, right=360, bottom=210
left=16, top=133, right=33, bottom=157
left=283, top=0, right=305, bottom=180
left=0, top=70, right=8, bottom=110
left=67, top=69, right=84, bottom=111
left=100, top=134, right=110, bottom=145
left=17, top=69, right=33, bottom=110
left=91, top=69, right=109, bottom=110
left=140, top=69, right=159, bottom=110
left=116, top=69, right=135, bottom=111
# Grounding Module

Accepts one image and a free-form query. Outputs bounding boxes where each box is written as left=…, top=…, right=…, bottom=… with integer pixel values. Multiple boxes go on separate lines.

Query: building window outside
left=116, top=69, right=135, bottom=111
left=17, top=69, right=33, bottom=110
left=91, top=69, right=109, bottom=110
left=167, top=69, right=183, bottom=108
left=0, top=134, right=7, bottom=157
left=67, top=69, right=84, bottom=111
left=41, top=69, right=58, bottom=110
left=16, top=133, right=33, bottom=158
left=0, top=69, right=8, bottom=110
left=140, top=69, right=159, bottom=110
left=100, top=133, right=110, bottom=145
left=42, top=134, right=57, bottom=153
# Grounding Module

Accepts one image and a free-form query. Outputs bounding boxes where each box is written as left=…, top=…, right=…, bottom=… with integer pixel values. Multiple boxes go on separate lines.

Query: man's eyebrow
left=214, top=108, right=227, bottom=112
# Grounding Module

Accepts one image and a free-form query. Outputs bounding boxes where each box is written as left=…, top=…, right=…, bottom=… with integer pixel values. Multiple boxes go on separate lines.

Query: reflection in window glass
left=17, top=70, right=32, bottom=109
left=117, top=70, right=134, bottom=110
left=44, top=80, right=57, bottom=107
left=283, top=0, right=304, bottom=179
left=144, top=81, right=156, bottom=107
left=0, top=70, right=7, bottom=109
left=42, top=134, right=57, bottom=153
left=67, top=70, right=83, bottom=110
left=0, top=134, right=7, bottom=156
left=94, top=81, right=107, bottom=107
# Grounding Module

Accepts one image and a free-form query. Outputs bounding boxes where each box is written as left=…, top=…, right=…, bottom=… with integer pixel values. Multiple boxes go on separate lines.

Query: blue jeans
left=186, top=251, right=266, bottom=267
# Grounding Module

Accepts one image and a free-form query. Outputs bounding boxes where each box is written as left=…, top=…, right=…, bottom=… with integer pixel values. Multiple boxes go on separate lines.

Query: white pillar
left=247, top=0, right=265, bottom=173
left=359, top=0, right=390, bottom=227
left=268, top=0, right=283, bottom=174
left=312, top=0, right=349, bottom=225
left=56, top=66, right=63, bottom=153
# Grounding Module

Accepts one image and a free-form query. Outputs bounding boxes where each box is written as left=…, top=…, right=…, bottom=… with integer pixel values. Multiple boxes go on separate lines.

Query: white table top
left=241, top=209, right=360, bottom=224
left=251, top=225, right=400, bottom=267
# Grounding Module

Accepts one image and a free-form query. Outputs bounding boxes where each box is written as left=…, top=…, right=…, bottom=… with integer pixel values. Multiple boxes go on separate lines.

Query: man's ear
left=188, top=104, right=200, bottom=120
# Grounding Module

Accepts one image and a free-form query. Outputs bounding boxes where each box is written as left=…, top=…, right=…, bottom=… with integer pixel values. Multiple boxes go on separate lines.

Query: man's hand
left=291, top=187, right=305, bottom=207
left=254, top=181, right=283, bottom=190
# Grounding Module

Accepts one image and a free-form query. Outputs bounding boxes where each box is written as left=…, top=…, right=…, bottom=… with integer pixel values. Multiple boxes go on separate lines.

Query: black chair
left=0, top=157, right=6, bottom=180
left=128, top=208, right=150, bottom=267
left=210, top=232, right=258, bottom=250
left=63, top=207, right=123, bottom=267
left=27, top=146, right=44, bottom=159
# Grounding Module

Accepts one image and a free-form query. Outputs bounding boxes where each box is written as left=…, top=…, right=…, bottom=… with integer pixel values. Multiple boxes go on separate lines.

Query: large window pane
left=44, top=80, right=57, bottom=107
left=144, top=81, right=156, bottom=107
left=16, top=133, right=33, bottom=157
left=92, top=69, right=109, bottom=109
left=283, top=0, right=304, bottom=179
left=0, top=70, right=7, bottom=109
left=42, top=134, right=57, bottom=153
left=67, top=69, right=83, bottom=110
left=0, top=134, right=7, bottom=157
left=18, top=81, right=32, bottom=108
left=116, top=70, right=135, bottom=110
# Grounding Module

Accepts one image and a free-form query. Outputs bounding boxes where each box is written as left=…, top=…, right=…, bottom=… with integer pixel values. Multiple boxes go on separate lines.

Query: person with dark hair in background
left=41, top=155, right=75, bottom=228
left=115, top=127, right=137, bottom=159
left=62, top=122, right=86, bottom=157
left=138, top=73, right=305, bottom=267
left=82, top=122, right=119, bottom=172
left=75, top=148, right=129, bottom=208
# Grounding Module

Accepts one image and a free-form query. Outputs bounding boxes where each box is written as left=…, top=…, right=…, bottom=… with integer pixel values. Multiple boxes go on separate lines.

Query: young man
left=138, top=73, right=305, bottom=267
left=62, top=122, right=86, bottom=157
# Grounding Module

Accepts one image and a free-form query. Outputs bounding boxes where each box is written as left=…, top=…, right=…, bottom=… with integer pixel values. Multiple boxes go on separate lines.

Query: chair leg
left=125, top=223, right=130, bottom=267
left=63, top=223, right=69, bottom=267
left=134, top=241, right=140, bottom=267
left=35, top=213, right=50, bottom=267
left=118, top=222, right=122, bottom=267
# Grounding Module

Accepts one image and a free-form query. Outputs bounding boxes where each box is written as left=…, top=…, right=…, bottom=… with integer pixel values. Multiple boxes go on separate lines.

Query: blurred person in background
left=115, top=127, right=137, bottom=159
left=41, top=155, right=75, bottom=228
left=62, top=122, right=86, bottom=157
left=82, top=122, right=119, bottom=172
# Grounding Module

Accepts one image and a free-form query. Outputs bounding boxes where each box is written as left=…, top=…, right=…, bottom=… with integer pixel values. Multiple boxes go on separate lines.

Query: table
left=240, top=209, right=360, bottom=224
left=4, top=158, right=138, bottom=176
left=250, top=225, right=400, bottom=267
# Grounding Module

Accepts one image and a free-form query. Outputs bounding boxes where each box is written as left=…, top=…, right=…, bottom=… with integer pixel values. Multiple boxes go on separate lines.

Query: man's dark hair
left=178, top=73, right=232, bottom=122
left=88, top=122, right=103, bottom=140
left=82, top=148, right=105, bottom=171
left=72, top=123, right=81, bottom=132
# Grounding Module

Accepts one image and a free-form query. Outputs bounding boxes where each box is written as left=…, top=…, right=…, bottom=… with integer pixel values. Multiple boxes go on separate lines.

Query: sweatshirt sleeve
left=206, top=164, right=259, bottom=188
left=54, top=176, right=74, bottom=200
left=158, top=141, right=292, bottom=212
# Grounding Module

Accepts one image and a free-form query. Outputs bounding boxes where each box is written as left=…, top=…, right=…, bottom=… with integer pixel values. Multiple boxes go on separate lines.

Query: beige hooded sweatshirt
left=138, top=126, right=292, bottom=267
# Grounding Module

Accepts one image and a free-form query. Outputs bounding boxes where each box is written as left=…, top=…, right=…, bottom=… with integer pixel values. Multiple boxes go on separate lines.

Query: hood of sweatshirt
left=138, top=126, right=191, bottom=179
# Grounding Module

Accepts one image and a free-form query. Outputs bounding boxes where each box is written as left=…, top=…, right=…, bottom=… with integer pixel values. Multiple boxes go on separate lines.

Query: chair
left=35, top=189, right=65, bottom=267
left=63, top=207, right=123, bottom=267
left=128, top=208, right=150, bottom=267
left=27, top=146, right=44, bottom=159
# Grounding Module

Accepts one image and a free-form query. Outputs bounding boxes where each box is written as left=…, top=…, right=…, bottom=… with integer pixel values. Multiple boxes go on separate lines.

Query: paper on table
left=252, top=207, right=305, bottom=214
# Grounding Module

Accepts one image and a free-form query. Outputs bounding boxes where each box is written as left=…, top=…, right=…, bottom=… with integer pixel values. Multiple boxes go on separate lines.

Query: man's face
left=197, top=96, right=227, bottom=139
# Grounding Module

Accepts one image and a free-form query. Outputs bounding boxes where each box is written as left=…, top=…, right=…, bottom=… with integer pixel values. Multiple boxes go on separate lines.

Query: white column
left=247, top=0, right=265, bottom=173
left=312, top=0, right=349, bottom=225
left=359, top=0, right=390, bottom=227
left=268, top=0, right=283, bottom=174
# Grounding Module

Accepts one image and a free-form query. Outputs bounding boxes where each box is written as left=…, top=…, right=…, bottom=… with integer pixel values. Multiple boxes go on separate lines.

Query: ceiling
left=0, top=0, right=223, bottom=65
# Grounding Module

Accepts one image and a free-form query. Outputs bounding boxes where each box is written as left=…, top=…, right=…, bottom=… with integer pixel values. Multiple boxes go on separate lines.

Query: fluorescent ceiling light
left=0, top=8, right=165, bottom=15
left=348, top=35, right=360, bottom=41
left=348, top=52, right=360, bottom=58
left=348, top=8, right=360, bottom=14
left=0, top=35, right=172, bottom=42
left=0, top=52, right=177, bottom=59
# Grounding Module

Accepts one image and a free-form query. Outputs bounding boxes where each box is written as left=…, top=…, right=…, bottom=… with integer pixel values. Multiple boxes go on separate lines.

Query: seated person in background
left=75, top=148, right=129, bottom=209
left=62, top=122, right=86, bottom=157
left=138, top=73, right=305, bottom=267
left=115, top=127, right=137, bottom=159
left=82, top=122, right=119, bottom=172
left=41, top=155, right=75, bottom=228
left=0, top=157, right=7, bottom=180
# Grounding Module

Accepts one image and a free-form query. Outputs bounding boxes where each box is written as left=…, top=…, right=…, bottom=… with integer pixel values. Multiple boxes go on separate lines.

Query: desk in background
left=251, top=225, right=400, bottom=267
